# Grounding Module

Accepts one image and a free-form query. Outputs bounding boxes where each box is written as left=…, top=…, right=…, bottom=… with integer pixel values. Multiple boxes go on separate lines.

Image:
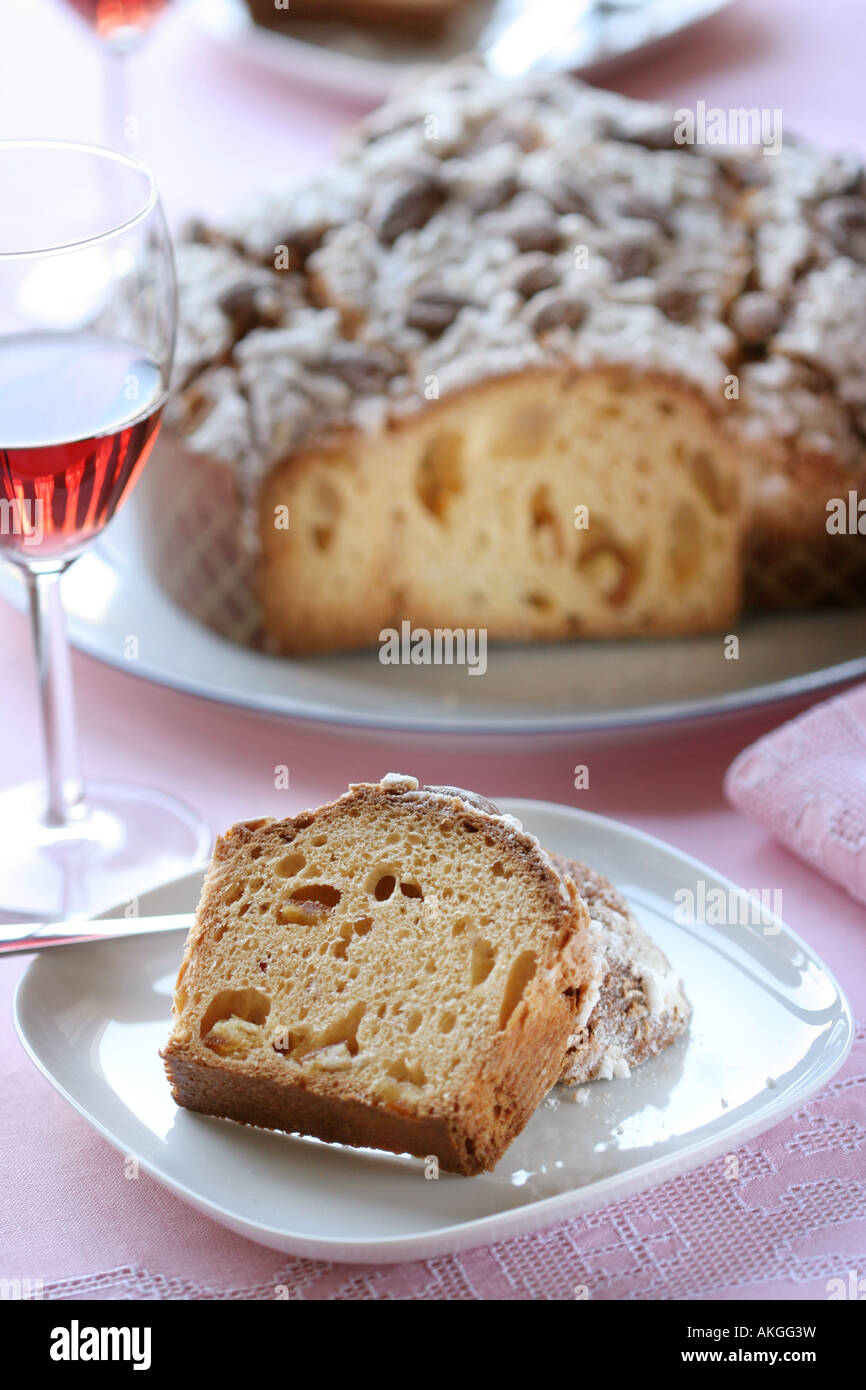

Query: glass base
left=0, top=779, right=211, bottom=922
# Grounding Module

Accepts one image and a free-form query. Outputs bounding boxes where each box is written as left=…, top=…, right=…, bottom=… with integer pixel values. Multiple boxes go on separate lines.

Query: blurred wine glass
left=63, top=1, right=173, bottom=146
left=0, top=140, right=209, bottom=920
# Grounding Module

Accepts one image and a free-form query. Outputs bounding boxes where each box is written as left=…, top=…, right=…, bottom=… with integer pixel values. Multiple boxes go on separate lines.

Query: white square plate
left=14, top=801, right=853, bottom=1264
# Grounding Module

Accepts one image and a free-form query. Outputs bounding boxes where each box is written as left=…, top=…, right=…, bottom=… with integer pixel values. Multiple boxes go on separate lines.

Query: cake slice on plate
left=162, top=776, right=589, bottom=1175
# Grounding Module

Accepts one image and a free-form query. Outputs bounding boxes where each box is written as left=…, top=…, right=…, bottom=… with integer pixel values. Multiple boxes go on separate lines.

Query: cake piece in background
left=158, top=63, right=866, bottom=652
left=244, top=0, right=470, bottom=34
left=156, top=64, right=756, bottom=652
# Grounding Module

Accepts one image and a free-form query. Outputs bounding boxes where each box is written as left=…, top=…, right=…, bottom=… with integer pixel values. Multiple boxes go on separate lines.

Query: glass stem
left=104, top=48, right=129, bottom=149
left=26, top=569, right=86, bottom=827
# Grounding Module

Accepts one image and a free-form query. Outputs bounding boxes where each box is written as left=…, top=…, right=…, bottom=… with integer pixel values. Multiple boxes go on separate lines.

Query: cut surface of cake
left=255, top=367, right=740, bottom=651
left=162, top=777, right=589, bottom=1175
left=549, top=854, right=691, bottom=1085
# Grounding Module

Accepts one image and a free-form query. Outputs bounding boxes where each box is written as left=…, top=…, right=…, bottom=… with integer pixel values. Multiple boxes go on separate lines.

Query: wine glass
left=0, top=140, right=210, bottom=921
left=63, top=1, right=173, bottom=147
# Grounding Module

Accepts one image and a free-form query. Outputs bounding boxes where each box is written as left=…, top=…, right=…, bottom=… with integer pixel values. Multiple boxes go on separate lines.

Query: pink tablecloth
left=1, top=0, right=864, bottom=1301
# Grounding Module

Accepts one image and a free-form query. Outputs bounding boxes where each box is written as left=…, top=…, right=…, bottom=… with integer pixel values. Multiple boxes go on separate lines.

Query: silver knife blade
left=0, top=912, right=193, bottom=957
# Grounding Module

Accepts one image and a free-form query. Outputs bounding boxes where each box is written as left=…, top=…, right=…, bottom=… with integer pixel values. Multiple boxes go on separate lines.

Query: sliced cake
left=162, top=777, right=589, bottom=1175
left=155, top=62, right=866, bottom=653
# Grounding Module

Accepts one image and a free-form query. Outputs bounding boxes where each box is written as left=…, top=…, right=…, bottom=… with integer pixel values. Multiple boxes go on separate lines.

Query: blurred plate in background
left=188, top=0, right=735, bottom=101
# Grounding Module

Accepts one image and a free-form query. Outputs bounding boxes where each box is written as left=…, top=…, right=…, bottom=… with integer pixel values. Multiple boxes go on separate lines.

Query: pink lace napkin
left=725, top=684, right=866, bottom=905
